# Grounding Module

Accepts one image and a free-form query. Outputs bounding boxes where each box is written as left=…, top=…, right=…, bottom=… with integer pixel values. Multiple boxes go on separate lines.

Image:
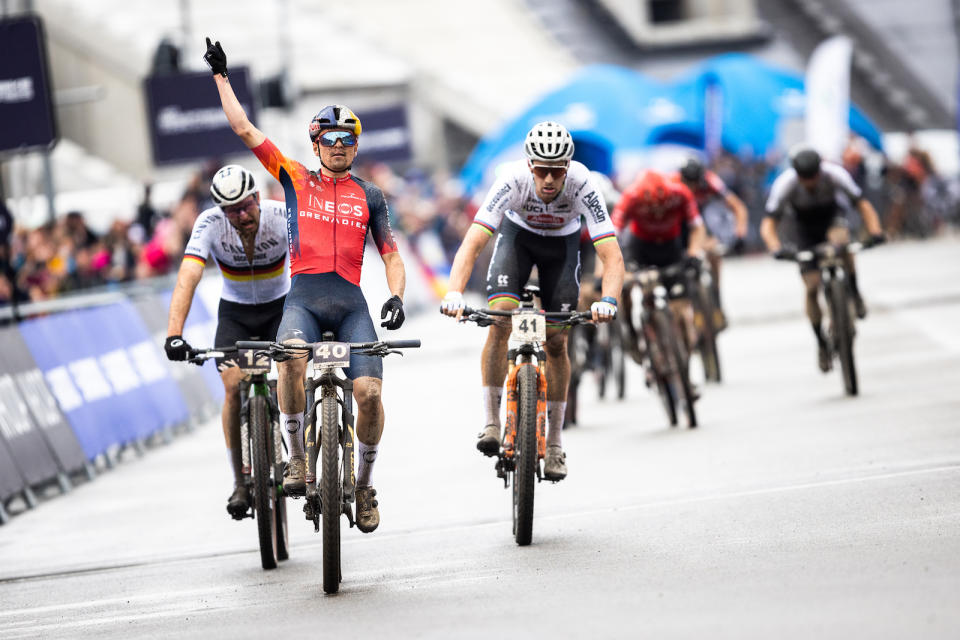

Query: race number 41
left=313, top=342, right=351, bottom=369
left=511, top=312, right=546, bottom=342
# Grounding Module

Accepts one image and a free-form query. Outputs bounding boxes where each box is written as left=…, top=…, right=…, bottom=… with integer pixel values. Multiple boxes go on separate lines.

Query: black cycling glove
left=773, top=247, right=797, bottom=261
left=203, top=37, right=228, bottom=76
left=380, top=295, right=405, bottom=330
left=164, top=335, right=193, bottom=361
left=864, top=233, right=886, bottom=248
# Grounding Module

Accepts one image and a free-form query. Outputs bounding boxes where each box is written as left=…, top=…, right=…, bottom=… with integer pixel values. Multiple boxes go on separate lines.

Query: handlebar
left=457, top=306, right=593, bottom=327
left=187, top=338, right=420, bottom=364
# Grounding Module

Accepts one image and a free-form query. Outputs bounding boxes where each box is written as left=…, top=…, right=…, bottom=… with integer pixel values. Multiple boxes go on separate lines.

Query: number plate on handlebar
left=313, top=342, right=351, bottom=370
left=511, top=311, right=546, bottom=342
left=238, top=348, right=271, bottom=374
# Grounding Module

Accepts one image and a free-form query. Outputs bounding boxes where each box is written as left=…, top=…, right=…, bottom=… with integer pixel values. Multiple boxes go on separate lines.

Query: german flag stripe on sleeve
left=183, top=254, right=206, bottom=265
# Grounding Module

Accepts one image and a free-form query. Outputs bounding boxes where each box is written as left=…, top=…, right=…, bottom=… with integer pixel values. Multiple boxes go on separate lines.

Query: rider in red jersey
left=206, top=37, right=405, bottom=533
left=613, top=170, right=705, bottom=367
left=669, top=158, right=749, bottom=329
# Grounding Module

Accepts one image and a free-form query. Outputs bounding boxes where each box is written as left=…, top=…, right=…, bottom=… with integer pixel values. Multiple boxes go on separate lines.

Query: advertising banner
left=805, top=36, right=853, bottom=162
left=133, top=295, right=213, bottom=421
left=0, top=326, right=86, bottom=478
left=0, top=15, right=57, bottom=153
left=0, top=434, right=23, bottom=504
left=357, top=104, right=412, bottom=163
left=0, top=327, right=63, bottom=486
left=93, top=300, right=189, bottom=430
left=19, top=306, right=150, bottom=457
left=144, top=68, right=257, bottom=165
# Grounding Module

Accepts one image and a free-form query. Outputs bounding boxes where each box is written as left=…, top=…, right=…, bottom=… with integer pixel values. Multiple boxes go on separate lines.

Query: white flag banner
left=805, top=35, right=854, bottom=162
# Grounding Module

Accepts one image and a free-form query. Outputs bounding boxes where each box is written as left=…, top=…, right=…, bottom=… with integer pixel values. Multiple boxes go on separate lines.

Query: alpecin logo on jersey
left=487, top=183, right=512, bottom=212
left=583, top=190, right=606, bottom=224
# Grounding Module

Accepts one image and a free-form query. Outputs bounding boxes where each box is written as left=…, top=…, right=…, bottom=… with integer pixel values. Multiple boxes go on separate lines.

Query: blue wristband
left=600, top=296, right=618, bottom=307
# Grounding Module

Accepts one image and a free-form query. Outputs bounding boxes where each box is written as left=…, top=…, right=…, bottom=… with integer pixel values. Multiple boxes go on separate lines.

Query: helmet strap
left=319, top=157, right=353, bottom=175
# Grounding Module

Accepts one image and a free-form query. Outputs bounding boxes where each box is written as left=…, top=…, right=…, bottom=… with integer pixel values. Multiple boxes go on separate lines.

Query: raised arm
left=204, top=37, right=265, bottom=149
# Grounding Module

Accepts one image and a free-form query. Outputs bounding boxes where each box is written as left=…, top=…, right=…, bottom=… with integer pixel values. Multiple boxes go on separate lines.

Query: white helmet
left=210, top=164, right=258, bottom=207
left=524, top=121, right=574, bottom=163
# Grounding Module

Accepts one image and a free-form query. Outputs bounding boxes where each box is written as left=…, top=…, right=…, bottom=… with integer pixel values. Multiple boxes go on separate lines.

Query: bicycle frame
left=502, top=343, right=548, bottom=461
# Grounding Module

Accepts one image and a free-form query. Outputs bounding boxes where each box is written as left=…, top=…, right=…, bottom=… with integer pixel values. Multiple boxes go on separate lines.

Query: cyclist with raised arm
left=165, top=164, right=289, bottom=520
left=440, top=122, right=625, bottom=481
left=760, top=146, right=884, bottom=372
left=613, top=169, right=705, bottom=373
left=670, top=158, right=748, bottom=327
left=205, top=37, right=406, bottom=533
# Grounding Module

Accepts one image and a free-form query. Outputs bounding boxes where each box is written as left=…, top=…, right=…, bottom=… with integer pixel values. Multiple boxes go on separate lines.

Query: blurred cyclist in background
left=671, top=158, right=749, bottom=328
left=613, top=169, right=705, bottom=375
left=440, top=122, right=625, bottom=481
left=165, top=164, right=289, bottom=520
left=760, top=146, right=885, bottom=372
left=204, top=37, right=406, bottom=533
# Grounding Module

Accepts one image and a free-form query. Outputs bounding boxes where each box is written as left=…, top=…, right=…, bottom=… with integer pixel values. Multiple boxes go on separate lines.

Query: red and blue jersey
left=252, top=138, right=398, bottom=286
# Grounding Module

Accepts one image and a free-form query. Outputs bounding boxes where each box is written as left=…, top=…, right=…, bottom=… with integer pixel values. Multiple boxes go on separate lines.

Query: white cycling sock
left=546, top=401, right=566, bottom=448
left=281, top=411, right=305, bottom=458
left=483, top=386, right=504, bottom=428
left=357, top=441, right=379, bottom=487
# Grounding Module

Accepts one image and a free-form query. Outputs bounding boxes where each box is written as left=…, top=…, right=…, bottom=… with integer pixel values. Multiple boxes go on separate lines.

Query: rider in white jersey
left=472, top=158, right=617, bottom=241
left=441, top=122, right=625, bottom=481
left=164, top=164, right=290, bottom=519
left=183, top=199, right=289, bottom=304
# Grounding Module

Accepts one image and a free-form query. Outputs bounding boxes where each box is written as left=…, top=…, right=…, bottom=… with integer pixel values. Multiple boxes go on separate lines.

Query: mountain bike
left=237, top=336, right=420, bottom=594
left=780, top=241, right=865, bottom=396
left=188, top=344, right=289, bottom=570
left=684, top=256, right=722, bottom=383
left=566, top=318, right=626, bottom=426
left=624, top=263, right=698, bottom=428
left=460, top=290, right=591, bottom=546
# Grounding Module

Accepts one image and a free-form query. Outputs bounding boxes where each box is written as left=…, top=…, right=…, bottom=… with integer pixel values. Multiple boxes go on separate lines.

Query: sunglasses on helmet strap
left=317, top=130, right=358, bottom=147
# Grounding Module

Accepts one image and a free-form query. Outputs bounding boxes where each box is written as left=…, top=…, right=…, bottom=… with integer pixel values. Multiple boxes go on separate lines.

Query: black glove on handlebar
left=773, top=247, right=796, bottom=261
left=164, top=335, right=192, bottom=361
left=203, top=37, right=228, bottom=76
left=864, top=233, right=886, bottom=248
left=380, top=295, right=405, bottom=330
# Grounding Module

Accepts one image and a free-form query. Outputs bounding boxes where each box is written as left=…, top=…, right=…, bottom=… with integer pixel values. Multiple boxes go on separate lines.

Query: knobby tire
left=697, top=286, right=722, bottom=383
left=830, top=278, right=858, bottom=396
left=655, top=310, right=697, bottom=428
left=513, top=365, right=538, bottom=546
left=321, top=392, right=341, bottom=593
left=250, top=395, right=278, bottom=570
left=647, top=315, right=678, bottom=426
left=272, top=410, right=289, bottom=562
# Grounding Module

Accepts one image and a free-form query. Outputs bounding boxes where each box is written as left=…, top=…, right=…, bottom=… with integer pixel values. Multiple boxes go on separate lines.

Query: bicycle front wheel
left=320, top=392, right=342, bottom=593
left=829, top=278, right=858, bottom=396
left=655, top=311, right=697, bottom=428
left=513, top=365, right=538, bottom=546
left=250, top=395, right=278, bottom=570
left=696, top=286, right=722, bottom=383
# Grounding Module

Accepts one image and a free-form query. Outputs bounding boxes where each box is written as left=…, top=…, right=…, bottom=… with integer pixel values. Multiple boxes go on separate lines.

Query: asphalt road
left=1, top=237, right=958, bottom=639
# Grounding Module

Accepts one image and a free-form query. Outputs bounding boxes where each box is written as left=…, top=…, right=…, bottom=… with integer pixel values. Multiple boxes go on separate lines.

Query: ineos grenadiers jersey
left=251, top=138, right=398, bottom=285
left=472, top=160, right=617, bottom=247
left=183, top=199, right=290, bottom=305
left=765, top=162, right=863, bottom=226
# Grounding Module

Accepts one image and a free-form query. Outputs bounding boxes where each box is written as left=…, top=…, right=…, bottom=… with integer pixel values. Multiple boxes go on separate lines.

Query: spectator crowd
left=2, top=138, right=958, bottom=308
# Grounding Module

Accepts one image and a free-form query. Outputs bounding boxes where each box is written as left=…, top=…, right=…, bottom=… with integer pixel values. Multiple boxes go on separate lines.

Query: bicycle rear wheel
left=250, top=395, right=278, bottom=570
left=829, top=279, right=858, bottom=396
left=610, top=321, right=626, bottom=400
left=320, top=392, right=342, bottom=593
left=696, top=286, right=722, bottom=383
left=513, top=365, right=538, bottom=546
left=655, top=311, right=697, bottom=428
